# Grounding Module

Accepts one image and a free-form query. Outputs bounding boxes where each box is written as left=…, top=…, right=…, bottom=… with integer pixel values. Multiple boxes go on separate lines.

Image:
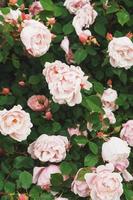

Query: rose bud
left=1, top=88, right=10, bottom=95
left=106, top=33, right=113, bottom=41
left=9, top=0, right=17, bottom=5
left=18, top=80, right=25, bottom=87
left=45, top=111, right=53, bottom=120
left=27, top=95, right=49, bottom=112
left=18, top=194, right=28, bottom=200
left=79, top=33, right=88, bottom=44
left=47, top=17, right=56, bottom=26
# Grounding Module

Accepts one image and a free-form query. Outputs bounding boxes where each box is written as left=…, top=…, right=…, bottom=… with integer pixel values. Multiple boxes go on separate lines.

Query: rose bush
left=0, top=0, right=133, bottom=200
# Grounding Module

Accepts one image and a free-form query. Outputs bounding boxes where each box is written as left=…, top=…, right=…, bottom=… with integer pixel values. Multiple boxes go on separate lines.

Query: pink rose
left=101, top=88, right=118, bottom=111
left=120, top=120, right=133, bottom=147
left=108, top=37, right=133, bottom=69
left=60, top=36, right=70, bottom=55
left=102, top=137, right=131, bottom=171
left=71, top=169, right=90, bottom=197
left=4, top=9, right=21, bottom=23
left=29, top=1, right=43, bottom=16
left=64, top=0, right=90, bottom=14
left=85, top=163, right=123, bottom=200
left=28, top=134, right=69, bottom=162
left=0, top=105, right=32, bottom=142
left=60, top=37, right=75, bottom=64
left=72, top=3, right=97, bottom=36
left=68, top=125, right=88, bottom=137
left=33, top=165, right=61, bottom=190
left=42, top=60, right=92, bottom=106
left=103, top=108, right=116, bottom=124
left=18, top=194, right=28, bottom=200
left=27, top=95, right=49, bottom=112
left=20, top=20, right=52, bottom=57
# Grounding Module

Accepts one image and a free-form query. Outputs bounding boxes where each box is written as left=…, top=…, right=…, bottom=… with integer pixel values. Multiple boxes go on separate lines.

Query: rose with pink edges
left=20, top=20, right=51, bottom=57
left=120, top=120, right=133, bottom=147
left=85, top=163, right=123, bottom=200
left=28, top=134, right=69, bottom=162
left=108, top=36, right=133, bottom=69
left=27, top=95, right=49, bottom=112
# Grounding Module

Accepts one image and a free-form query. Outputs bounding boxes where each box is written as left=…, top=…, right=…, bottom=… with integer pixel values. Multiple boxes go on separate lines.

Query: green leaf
left=19, top=171, right=32, bottom=189
left=74, top=136, right=88, bottom=145
left=14, top=156, right=34, bottom=169
left=106, top=2, right=119, bottom=14
left=77, top=167, right=91, bottom=181
left=0, top=7, right=10, bottom=14
left=124, top=184, right=133, bottom=200
left=93, top=81, right=104, bottom=94
left=84, top=154, right=99, bottom=167
left=74, top=48, right=87, bottom=64
left=4, top=182, right=15, bottom=193
left=29, top=186, right=42, bottom=199
left=51, top=173, right=63, bottom=186
left=63, top=22, right=74, bottom=35
left=94, top=22, right=106, bottom=36
left=12, top=54, right=20, bottom=69
left=88, top=141, right=98, bottom=155
left=82, top=95, right=103, bottom=113
left=40, top=193, right=54, bottom=200
left=60, top=162, right=77, bottom=176
left=28, top=75, right=41, bottom=85
left=116, top=10, right=130, bottom=26
left=60, top=162, right=73, bottom=175
left=40, top=0, right=54, bottom=11
left=52, top=122, right=61, bottom=132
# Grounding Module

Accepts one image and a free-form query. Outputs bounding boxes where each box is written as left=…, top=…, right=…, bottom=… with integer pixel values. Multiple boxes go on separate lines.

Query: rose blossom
left=68, top=126, right=88, bottom=137
left=71, top=168, right=90, bottom=197
left=20, top=19, right=52, bottom=57
left=101, top=88, right=118, bottom=111
left=72, top=3, right=97, bottom=37
left=60, top=36, right=75, bottom=64
left=33, top=165, right=61, bottom=190
left=42, top=60, right=92, bottom=106
left=102, top=137, right=130, bottom=170
left=18, top=194, right=28, bottom=200
left=108, top=36, right=133, bottom=69
left=0, top=105, right=32, bottom=142
left=64, top=0, right=90, bottom=14
left=85, top=163, right=123, bottom=200
left=27, top=95, right=49, bottom=112
left=4, top=9, right=21, bottom=23
left=29, top=1, right=43, bottom=16
left=120, top=120, right=133, bottom=147
left=60, top=36, right=70, bottom=55
left=102, top=137, right=133, bottom=181
left=103, top=108, right=116, bottom=124
left=28, top=134, right=69, bottom=162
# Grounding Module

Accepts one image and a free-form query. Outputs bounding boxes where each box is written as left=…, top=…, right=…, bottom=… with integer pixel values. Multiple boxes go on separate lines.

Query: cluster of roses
left=64, top=0, right=98, bottom=42
left=0, top=0, right=133, bottom=200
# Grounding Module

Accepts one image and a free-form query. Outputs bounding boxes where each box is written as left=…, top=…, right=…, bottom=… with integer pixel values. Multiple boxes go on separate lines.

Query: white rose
left=4, top=9, right=21, bottom=22
left=72, top=3, right=97, bottom=36
left=20, top=19, right=52, bottom=57
left=64, top=0, right=90, bottom=14
left=43, top=60, right=92, bottom=106
left=108, top=37, right=133, bottom=69
left=0, top=105, right=33, bottom=141
left=101, top=88, right=118, bottom=111
left=103, top=108, right=116, bottom=124
left=85, top=163, right=123, bottom=200
left=28, top=134, right=69, bottom=162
